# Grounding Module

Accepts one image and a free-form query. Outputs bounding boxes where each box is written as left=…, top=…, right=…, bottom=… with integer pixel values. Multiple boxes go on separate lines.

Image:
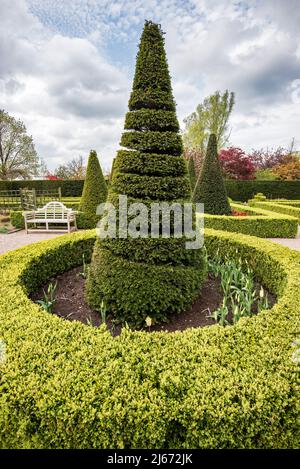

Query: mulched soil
left=31, top=266, right=276, bottom=336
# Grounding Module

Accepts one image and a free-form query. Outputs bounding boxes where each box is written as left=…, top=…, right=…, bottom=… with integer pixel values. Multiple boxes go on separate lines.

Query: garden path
left=267, top=226, right=300, bottom=252
left=0, top=230, right=64, bottom=255
left=0, top=227, right=300, bottom=256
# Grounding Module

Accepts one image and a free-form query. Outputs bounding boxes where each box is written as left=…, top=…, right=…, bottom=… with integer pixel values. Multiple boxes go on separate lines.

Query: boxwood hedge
left=249, top=201, right=300, bottom=223
left=10, top=202, right=298, bottom=238
left=0, top=229, right=299, bottom=449
left=201, top=203, right=299, bottom=238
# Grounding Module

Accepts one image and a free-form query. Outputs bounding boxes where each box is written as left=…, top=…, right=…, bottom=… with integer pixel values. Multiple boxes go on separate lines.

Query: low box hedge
left=0, top=229, right=299, bottom=448
left=10, top=202, right=298, bottom=238
left=249, top=201, right=300, bottom=223
left=199, top=203, right=298, bottom=238
left=271, top=200, right=300, bottom=207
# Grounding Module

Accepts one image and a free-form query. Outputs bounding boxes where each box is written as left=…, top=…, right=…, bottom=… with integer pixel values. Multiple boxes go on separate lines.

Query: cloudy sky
left=1, top=0, right=300, bottom=172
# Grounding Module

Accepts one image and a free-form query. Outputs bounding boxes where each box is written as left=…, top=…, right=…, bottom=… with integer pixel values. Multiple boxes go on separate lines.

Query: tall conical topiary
left=86, top=21, right=207, bottom=327
left=187, top=156, right=197, bottom=193
left=192, top=134, right=231, bottom=215
left=79, top=150, right=107, bottom=214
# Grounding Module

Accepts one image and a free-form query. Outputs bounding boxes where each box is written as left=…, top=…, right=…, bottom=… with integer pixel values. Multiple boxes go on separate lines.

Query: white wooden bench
left=23, top=202, right=77, bottom=234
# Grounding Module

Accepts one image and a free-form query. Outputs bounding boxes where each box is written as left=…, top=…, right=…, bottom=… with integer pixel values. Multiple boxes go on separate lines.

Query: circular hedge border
left=0, top=229, right=299, bottom=449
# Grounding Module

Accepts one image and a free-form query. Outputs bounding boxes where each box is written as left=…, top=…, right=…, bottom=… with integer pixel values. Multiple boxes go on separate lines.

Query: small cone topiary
left=79, top=150, right=107, bottom=215
left=187, top=156, right=197, bottom=193
left=86, top=21, right=207, bottom=327
left=192, top=134, right=231, bottom=215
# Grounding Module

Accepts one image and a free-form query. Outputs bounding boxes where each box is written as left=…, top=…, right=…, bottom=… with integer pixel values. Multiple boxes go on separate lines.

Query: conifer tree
left=192, top=134, right=231, bottom=215
left=79, top=150, right=107, bottom=215
left=86, top=21, right=206, bottom=326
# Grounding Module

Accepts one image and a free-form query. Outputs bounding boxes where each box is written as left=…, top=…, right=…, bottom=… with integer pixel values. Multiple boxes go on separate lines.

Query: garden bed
left=31, top=265, right=276, bottom=334
left=0, top=229, right=299, bottom=449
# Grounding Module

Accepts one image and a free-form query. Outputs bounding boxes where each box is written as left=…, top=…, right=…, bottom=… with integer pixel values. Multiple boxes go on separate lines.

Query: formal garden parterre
left=0, top=19, right=299, bottom=450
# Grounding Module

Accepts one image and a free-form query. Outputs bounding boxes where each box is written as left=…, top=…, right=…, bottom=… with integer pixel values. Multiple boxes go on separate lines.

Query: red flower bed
left=231, top=209, right=248, bottom=217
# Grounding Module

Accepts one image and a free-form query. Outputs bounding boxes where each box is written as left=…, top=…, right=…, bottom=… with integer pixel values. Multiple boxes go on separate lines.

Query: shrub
left=79, top=150, right=107, bottom=215
left=249, top=201, right=300, bottom=223
left=193, top=134, right=231, bottom=215
left=202, top=203, right=298, bottom=238
left=86, top=21, right=206, bottom=326
left=219, top=147, right=256, bottom=180
left=0, top=229, right=299, bottom=448
left=9, top=211, right=24, bottom=229
left=273, top=157, right=300, bottom=180
left=224, top=180, right=300, bottom=202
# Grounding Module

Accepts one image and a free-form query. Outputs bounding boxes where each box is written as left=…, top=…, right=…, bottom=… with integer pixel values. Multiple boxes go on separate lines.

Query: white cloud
left=1, top=0, right=300, bottom=174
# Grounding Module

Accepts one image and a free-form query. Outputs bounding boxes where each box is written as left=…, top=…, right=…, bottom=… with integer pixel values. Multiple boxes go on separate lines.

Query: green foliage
left=183, top=90, right=235, bottom=152
left=203, top=203, right=298, bottom=238
left=193, top=134, right=231, bottom=215
left=0, top=230, right=299, bottom=448
left=0, top=110, right=39, bottom=179
left=224, top=180, right=300, bottom=202
left=255, top=169, right=278, bottom=180
left=187, top=157, right=197, bottom=192
left=120, top=131, right=183, bottom=154
left=114, top=150, right=186, bottom=176
left=209, top=253, right=270, bottom=326
left=10, top=211, right=24, bottom=229
left=36, top=281, right=57, bottom=313
left=76, top=212, right=101, bottom=229
left=87, top=21, right=206, bottom=325
left=249, top=201, right=300, bottom=223
left=0, top=180, right=85, bottom=197
left=79, top=150, right=107, bottom=215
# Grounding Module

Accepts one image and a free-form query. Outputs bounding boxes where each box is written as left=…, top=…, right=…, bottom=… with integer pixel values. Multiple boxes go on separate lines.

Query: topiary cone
left=86, top=21, right=207, bottom=327
left=79, top=150, right=108, bottom=215
left=193, top=134, right=231, bottom=215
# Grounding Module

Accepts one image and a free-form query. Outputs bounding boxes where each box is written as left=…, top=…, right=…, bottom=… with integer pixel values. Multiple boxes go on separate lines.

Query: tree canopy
left=183, top=90, right=235, bottom=152
left=0, top=110, right=39, bottom=180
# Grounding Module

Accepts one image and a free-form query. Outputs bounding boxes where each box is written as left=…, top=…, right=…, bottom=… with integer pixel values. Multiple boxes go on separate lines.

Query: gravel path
left=0, top=230, right=65, bottom=255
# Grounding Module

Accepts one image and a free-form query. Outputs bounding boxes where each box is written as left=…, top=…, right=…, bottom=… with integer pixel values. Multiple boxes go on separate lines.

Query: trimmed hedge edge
left=0, top=229, right=299, bottom=448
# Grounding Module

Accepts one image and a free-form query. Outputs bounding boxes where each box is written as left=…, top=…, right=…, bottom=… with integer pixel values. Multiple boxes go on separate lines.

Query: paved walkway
left=267, top=226, right=300, bottom=252
left=1, top=227, right=300, bottom=256
left=0, top=230, right=65, bottom=255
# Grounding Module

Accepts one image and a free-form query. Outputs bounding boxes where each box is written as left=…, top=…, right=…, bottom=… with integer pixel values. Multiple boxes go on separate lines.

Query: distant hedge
left=0, top=180, right=85, bottom=197
left=1, top=180, right=299, bottom=200
left=225, top=180, right=300, bottom=202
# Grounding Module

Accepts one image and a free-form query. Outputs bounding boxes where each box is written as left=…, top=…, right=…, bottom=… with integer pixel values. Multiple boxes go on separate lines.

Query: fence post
left=32, top=188, right=37, bottom=209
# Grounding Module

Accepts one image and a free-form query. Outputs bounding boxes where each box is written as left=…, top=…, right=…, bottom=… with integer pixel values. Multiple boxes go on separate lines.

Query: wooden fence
left=0, top=188, right=61, bottom=212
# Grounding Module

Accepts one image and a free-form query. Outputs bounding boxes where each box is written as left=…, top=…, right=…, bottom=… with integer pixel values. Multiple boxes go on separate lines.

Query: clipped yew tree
left=187, top=156, right=197, bottom=193
left=79, top=150, right=107, bottom=215
left=192, top=133, right=231, bottom=215
left=86, top=21, right=207, bottom=326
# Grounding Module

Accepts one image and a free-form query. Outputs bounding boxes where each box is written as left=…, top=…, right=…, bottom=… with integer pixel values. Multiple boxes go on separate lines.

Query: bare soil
left=31, top=266, right=276, bottom=335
